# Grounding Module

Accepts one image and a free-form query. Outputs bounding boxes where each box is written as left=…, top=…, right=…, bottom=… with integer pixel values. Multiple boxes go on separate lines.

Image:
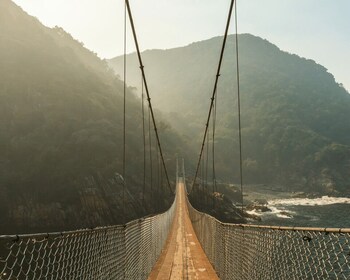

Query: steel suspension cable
left=122, top=5, right=127, bottom=269
left=156, top=144, right=160, bottom=211
left=212, top=92, right=217, bottom=208
left=192, top=0, right=236, bottom=192
left=158, top=149, right=162, bottom=196
left=176, top=157, right=178, bottom=186
left=201, top=152, right=205, bottom=192
left=122, top=0, right=127, bottom=219
left=182, top=158, right=186, bottom=186
left=205, top=131, right=209, bottom=206
left=141, top=77, right=146, bottom=207
left=160, top=158, right=163, bottom=207
left=234, top=0, right=244, bottom=213
left=148, top=107, right=153, bottom=204
left=125, top=0, right=173, bottom=194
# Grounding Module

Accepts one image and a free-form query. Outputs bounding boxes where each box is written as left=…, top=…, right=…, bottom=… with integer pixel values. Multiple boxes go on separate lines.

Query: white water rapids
left=269, top=196, right=350, bottom=206
left=246, top=196, right=350, bottom=220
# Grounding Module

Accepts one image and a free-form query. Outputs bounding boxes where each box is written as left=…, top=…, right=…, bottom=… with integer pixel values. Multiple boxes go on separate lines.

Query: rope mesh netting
left=187, top=194, right=350, bottom=280
left=2, top=184, right=350, bottom=280
left=0, top=196, right=176, bottom=280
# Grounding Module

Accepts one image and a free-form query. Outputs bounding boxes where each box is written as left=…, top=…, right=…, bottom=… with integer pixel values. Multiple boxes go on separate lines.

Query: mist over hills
left=0, top=0, right=191, bottom=233
left=109, top=34, right=350, bottom=194
left=1, top=0, right=349, bottom=234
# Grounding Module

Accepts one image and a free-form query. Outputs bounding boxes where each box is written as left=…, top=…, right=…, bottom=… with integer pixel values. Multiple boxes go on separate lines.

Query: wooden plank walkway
left=148, top=182, right=219, bottom=280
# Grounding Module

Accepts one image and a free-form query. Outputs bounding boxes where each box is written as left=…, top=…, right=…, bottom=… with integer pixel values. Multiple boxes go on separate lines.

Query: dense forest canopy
left=0, top=0, right=192, bottom=234
left=1, top=0, right=349, bottom=234
left=109, top=34, right=350, bottom=194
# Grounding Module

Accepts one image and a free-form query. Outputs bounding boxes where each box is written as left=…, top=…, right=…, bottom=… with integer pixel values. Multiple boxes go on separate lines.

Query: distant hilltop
left=109, top=33, right=350, bottom=195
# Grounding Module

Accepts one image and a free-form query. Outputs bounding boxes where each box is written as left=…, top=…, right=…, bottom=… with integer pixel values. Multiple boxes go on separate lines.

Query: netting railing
left=0, top=196, right=176, bottom=280
left=187, top=192, right=350, bottom=280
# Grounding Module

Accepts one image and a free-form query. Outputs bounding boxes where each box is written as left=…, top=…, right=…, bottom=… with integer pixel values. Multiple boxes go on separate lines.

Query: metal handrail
left=0, top=192, right=177, bottom=280
left=186, top=181, right=350, bottom=279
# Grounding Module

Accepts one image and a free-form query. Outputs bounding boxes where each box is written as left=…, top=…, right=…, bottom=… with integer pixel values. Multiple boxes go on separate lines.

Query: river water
left=247, top=196, right=350, bottom=228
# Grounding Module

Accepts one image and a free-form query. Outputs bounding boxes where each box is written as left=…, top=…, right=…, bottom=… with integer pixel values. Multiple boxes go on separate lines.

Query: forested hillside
left=1, top=0, right=349, bottom=234
left=0, top=0, right=192, bottom=234
left=109, top=34, right=350, bottom=194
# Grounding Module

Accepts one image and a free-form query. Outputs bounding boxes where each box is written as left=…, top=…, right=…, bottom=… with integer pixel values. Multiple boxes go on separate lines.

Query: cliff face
left=3, top=175, right=137, bottom=234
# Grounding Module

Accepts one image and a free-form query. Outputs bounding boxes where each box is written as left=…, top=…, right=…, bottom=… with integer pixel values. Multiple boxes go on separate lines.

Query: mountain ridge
left=109, top=34, right=350, bottom=194
left=0, top=0, right=189, bottom=234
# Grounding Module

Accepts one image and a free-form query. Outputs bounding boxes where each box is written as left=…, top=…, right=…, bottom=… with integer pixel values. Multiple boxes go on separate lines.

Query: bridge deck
left=148, top=183, right=219, bottom=280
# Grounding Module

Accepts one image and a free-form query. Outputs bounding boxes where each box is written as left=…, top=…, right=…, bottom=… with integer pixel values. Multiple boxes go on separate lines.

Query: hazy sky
left=13, top=0, right=350, bottom=90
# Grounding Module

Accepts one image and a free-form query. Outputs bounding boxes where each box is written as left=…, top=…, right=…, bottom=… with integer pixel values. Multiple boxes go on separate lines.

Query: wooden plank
left=148, top=183, right=219, bottom=280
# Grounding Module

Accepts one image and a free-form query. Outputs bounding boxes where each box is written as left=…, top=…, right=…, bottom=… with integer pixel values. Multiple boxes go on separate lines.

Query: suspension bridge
left=1, top=174, right=350, bottom=279
left=1, top=0, right=350, bottom=279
